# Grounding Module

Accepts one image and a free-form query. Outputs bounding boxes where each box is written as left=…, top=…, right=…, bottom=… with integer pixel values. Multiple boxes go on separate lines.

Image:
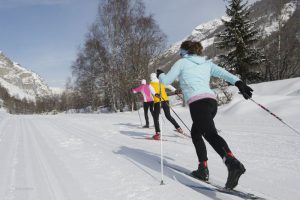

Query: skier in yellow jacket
left=149, top=73, right=183, bottom=140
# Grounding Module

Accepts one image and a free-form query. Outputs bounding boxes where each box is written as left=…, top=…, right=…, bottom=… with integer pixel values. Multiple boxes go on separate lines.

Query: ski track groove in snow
left=25, top=116, right=170, bottom=199
left=0, top=117, right=20, bottom=200
left=25, top=117, right=89, bottom=200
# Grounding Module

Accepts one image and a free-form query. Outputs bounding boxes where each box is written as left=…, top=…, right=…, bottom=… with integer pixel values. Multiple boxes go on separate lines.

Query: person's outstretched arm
left=157, top=60, right=183, bottom=85
left=210, top=62, right=253, bottom=99
left=132, top=85, right=143, bottom=93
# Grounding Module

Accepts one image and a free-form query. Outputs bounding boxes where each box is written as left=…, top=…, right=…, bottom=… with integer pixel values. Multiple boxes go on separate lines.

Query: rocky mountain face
left=0, top=51, right=52, bottom=101
left=153, top=0, right=299, bottom=76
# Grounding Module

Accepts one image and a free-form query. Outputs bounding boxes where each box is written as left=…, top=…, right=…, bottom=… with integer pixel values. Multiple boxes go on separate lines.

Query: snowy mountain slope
left=261, top=1, right=297, bottom=36
left=0, top=78, right=299, bottom=200
left=0, top=78, right=37, bottom=101
left=163, top=18, right=226, bottom=56
left=0, top=51, right=52, bottom=101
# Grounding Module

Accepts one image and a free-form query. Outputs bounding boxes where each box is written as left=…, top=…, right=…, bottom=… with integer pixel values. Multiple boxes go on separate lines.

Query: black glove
left=156, top=69, right=164, bottom=78
left=154, top=93, right=161, bottom=98
left=175, top=89, right=182, bottom=95
left=235, top=81, right=253, bottom=99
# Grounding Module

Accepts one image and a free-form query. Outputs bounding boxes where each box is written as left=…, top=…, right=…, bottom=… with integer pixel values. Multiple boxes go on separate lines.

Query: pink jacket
left=132, top=84, right=154, bottom=102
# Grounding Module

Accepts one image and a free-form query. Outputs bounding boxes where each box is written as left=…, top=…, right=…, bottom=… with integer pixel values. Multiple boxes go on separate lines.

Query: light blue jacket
left=158, top=55, right=240, bottom=103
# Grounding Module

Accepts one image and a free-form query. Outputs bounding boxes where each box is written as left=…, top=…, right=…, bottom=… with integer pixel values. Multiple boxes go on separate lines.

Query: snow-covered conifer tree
left=216, top=0, right=264, bottom=83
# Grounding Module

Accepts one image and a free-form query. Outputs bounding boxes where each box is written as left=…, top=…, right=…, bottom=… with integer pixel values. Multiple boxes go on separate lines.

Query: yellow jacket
left=149, top=81, right=169, bottom=103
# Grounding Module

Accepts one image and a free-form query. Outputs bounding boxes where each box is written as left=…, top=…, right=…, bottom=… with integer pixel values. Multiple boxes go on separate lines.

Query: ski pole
left=161, top=96, right=191, bottom=133
left=249, top=97, right=300, bottom=136
left=131, top=92, right=143, bottom=127
left=135, top=95, right=143, bottom=127
left=165, top=94, right=223, bottom=135
left=161, top=115, right=167, bottom=124
left=159, top=83, right=165, bottom=185
left=175, top=93, right=184, bottom=102
left=160, top=112, right=164, bottom=185
left=137, top=108, right=143, bottom=127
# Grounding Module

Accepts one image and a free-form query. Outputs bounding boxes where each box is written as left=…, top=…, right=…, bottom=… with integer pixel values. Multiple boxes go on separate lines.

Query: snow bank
left=220, top=77, right=300, bottom=122
left=250, top=77, right=300, bottom=96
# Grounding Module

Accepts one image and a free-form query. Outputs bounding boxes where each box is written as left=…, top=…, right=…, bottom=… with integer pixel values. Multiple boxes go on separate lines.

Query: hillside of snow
left=0, top=78, right=299, bottom=200
left=0, top=51, right=52, bottom=101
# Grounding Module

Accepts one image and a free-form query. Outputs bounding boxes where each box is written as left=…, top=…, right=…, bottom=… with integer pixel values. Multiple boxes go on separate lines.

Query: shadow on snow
left=114, top=146, right=224, bottom=200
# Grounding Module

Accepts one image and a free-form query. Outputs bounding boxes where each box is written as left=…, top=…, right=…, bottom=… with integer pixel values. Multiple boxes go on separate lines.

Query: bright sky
left=0, top=0, right=257, bottom=88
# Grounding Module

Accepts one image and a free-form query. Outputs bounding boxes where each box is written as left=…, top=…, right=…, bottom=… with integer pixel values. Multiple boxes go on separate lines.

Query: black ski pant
left=153, top=101, right=180, bottom=133
left=189, top=98, right=231, bottom=162
left=143, top=101, right=154, bottom=126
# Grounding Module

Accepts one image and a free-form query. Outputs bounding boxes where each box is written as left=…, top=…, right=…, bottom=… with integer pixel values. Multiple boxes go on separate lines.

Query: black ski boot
left=224, top=156, right=246, bottom=189
left=191, top=161, right=209, bottom=182
left=142, top=124, right=149, bottom=128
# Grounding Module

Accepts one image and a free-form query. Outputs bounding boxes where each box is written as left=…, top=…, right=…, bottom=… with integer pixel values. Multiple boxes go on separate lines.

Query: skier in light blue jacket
left=157, top=40, right=253, bottom=189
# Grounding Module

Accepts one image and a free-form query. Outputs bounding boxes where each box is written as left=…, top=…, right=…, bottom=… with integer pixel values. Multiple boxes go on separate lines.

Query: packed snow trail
left=0, top=114, right=248, bottom=200
left=0, top=78, right=299, bottom=200
left=0, top=111, right=297, bottom=200
left=0, top=116, right=88, bottom=200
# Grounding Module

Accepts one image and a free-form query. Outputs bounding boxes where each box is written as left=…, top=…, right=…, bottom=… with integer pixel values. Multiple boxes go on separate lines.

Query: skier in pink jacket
left=132, top=79, right=154, bottom=128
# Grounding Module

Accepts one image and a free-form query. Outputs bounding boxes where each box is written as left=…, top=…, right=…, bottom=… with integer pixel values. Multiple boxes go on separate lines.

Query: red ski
left=132, top=137, right=168, bottom=141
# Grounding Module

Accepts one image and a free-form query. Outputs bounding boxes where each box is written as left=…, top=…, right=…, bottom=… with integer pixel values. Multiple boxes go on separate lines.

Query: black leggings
left=153, top=101, right=180, bottom=133
left=143, top=101, right=154, bottom=125
left=189, top=98, right=231, bottom=162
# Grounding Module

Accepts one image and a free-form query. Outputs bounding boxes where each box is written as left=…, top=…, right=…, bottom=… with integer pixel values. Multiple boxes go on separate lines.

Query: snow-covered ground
left=0, top=78, right=299, bottom=200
